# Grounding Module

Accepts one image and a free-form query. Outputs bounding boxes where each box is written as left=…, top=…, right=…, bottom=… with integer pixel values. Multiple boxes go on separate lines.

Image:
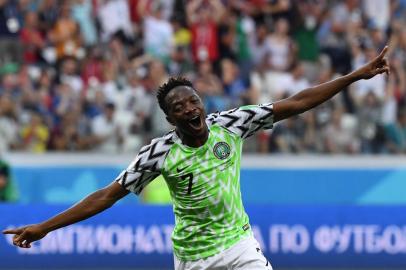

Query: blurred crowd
left=0, top=0, right=405, bottom=155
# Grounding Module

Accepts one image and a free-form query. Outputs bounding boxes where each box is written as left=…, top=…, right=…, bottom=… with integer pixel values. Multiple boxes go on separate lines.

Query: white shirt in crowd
left=98, top=0, right=133, bottom=41
left=91, top=113, right=122, bottom=153
left=143, top=15, right=173, bottom=59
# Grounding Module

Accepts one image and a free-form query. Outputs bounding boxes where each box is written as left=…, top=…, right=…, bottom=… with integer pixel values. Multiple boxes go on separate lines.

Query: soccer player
left=3, top=46, right=389, bottom=269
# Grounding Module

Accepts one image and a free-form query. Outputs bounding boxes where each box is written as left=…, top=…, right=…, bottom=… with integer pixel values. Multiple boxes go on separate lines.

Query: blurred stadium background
left=0, top=0, right=406, bottom=269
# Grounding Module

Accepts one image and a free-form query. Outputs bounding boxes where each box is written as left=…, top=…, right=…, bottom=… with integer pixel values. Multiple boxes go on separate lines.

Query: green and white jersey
left=116, top=103, right=274, bottom=260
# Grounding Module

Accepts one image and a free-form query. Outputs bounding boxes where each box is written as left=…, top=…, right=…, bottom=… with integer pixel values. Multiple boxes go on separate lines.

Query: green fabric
left=162, top=124, right=251, bottom=261
left=116, top=103, right=274, bottom=261
left=142, top=175, right=172, bottom=204
left=236, top=19, right=251, bottom=61
left=385, top=123, right=406, bottom=150
left=294, top=27, right=319, bottom=61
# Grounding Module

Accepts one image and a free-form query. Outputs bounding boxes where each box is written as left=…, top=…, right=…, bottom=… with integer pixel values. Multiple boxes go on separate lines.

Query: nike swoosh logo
left=177, top=166, right=188, bottom=173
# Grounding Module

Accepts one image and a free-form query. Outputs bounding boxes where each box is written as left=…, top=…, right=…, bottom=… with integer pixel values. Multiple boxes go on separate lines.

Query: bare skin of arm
left=273, top=46, right=390, bottom=123
left=208, top=0, right=225, bottom=23
left=186, top=0, right=204, bottom=25
left=2, top=181, right=129, bottom=248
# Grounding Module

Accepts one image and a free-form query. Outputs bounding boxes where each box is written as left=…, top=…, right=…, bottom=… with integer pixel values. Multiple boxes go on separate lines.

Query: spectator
left=47, top=3, right=83, bottom=61
left=80, top=46, right=105, bottom=90
left=49, top=102, right=92, bottom=151
left=84, top=87, right=106, bottom=119
left=194, top=60, right=227, bottom=113
left=187, top=0, right=224, bottom=63
left=234, top=8, right=256, bottom=80
left=0, top=156, right=18, bottom=202
left=171, top=16, right=192, bottom=49
left=351, top=45, right=386, bottom=106
left=100, top=57, right=120, bottom=104
left=263, top=0, right=293, bottom=22
left=283, top=61, right=311, bottom=96
left=218, top=8, right=238, bottom=61
left=52, top=83, right=78, bottom=126
left=251, top=23, right=272, bottom=68
left=114, top=68, right=153, bottom=151
left=37, top=0, right=58, bottom=36
left=71, top=0, right=98, bottom=47
left=385, top=108, right=406, bottom=154
left=146, top=59, right=172, bottom=137
left=318, top=0, right=359, bottom=74
left=0, top=65, right=22, bottom=101
left=294, top=1, right=323, bottom=63
left=58, top=57, right=84, bottom=96
left=0, top=0, right=22, bottom=64
left=19, top=11, right=45, bottom=64
left=0, top=1, right=404, bottom=155
left=0, top=95, right=19, bottom=153
left=20, top=112, right=49, bottom=153
left=91, top=102, right=123, bottom=153
left=98, top=0, right=133, bottom=42
left=323, top=107, right=359, bottom=154
left=221, top=58, right=251, bottom=107
left=267, top=18, right=295, bottom=72
left=139, top=0, right=174, bottom=64
left=269, top=116, right=305, bottom=153
left=362, top=0, right=390, bottom=31
left=357, top=92, right=385, bottom=153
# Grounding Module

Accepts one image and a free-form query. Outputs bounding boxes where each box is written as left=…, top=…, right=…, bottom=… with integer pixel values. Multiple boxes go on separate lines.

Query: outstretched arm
left=273, top=46, right=389, bottom=123
left=2, top=181, right=129, bottom=248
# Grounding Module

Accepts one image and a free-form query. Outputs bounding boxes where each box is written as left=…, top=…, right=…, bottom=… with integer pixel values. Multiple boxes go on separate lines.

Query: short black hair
left=157, top=76, right=194, bottom=114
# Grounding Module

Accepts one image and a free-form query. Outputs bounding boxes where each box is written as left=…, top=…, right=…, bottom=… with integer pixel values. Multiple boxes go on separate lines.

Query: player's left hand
left=353, top=46, right=390, bottom=80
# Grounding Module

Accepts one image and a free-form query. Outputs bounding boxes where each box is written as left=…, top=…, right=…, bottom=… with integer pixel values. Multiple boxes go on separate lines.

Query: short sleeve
left=206, top=103, right=273, bottom=139
left=115, top=133, right=174, bottom=195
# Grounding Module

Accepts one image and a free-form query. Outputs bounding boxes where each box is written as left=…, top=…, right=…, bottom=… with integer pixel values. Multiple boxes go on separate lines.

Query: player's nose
left=184, top=102, right=196, bottom=115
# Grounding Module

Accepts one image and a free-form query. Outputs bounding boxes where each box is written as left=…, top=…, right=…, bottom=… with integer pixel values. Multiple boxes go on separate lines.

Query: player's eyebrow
left=170, top=94, right=196, bottom=106
left=171, top=99, right=183, bottom=106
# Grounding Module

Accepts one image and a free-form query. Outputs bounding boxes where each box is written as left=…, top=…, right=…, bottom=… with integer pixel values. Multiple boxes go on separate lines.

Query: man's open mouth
left=188, top=115, right=202, bottom=129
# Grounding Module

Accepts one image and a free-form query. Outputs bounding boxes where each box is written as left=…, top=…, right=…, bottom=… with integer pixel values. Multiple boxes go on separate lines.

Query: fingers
left=376, top=45, right=389, bottom=60
left=2, top=228, right=22, bottom=234
left=4, top=227, right=36, bottom=249
left=382, top=58, right=389, bottom=72
left=21, top=240, right=32, bottom=248
left=374, top=55, right=390, bottom=76
left=11, top=230, right=33, bottom=248
left=13, top=232, right=25, bottom=247
left=376, top=66, right=390, bottom=75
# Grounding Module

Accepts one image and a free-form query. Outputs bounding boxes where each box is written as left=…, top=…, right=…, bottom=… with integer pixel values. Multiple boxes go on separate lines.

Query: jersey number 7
left=180, top=173, right=194, bottom=195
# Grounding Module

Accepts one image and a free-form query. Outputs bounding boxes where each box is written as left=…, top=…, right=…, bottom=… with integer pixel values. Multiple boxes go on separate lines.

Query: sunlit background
left=0, top=0, right=406, bottom=269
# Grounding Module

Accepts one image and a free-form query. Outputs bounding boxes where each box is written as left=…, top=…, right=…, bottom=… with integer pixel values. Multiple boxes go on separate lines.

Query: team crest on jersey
left=213, top=142, right=231, bottom=160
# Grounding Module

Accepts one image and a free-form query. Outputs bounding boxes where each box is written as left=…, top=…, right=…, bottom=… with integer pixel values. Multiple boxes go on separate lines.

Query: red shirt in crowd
left=191, top=20, right=219, bottom=63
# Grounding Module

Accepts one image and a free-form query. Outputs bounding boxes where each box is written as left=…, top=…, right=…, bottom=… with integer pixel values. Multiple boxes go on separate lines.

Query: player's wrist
left=347, top=69, right=364, bottom=82
left=37, top=221, right=54, bottom=234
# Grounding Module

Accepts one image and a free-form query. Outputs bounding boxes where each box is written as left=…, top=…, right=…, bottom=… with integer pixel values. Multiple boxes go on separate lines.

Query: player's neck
left=177, top=128, right=209, bottom=148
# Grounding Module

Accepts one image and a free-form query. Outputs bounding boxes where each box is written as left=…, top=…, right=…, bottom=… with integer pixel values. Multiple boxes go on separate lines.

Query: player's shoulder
left=205, top=103, right=273, bottom=127
left=137, top=130, right=176, bottom=160
left=205, top=103, right=274, bottom=138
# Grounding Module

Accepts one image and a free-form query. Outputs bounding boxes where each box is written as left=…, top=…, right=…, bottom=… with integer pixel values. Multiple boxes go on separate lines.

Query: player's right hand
left=2, top=224, right=48, bottom=248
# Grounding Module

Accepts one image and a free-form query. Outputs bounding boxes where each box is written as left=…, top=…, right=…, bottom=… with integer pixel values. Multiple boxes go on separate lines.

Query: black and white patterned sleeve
left=115, top=133, right=174, bottom=195
left=206, top=103, right=273, bottom=139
